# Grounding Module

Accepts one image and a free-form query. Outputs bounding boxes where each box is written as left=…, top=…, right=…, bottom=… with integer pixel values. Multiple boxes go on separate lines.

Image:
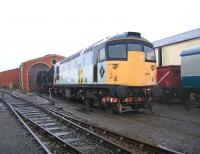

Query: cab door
left=97, top=48, right=106, bottom=84
left=93, top=49, right=98, bottom=83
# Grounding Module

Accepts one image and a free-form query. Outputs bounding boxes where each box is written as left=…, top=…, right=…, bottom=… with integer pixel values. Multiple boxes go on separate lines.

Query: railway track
left=2, top=92, right=130, bottom=154
left=0, top=94, right=51, bottom=154
left=2, top=90, right=181, bottom=154
left=40, top=93, right=200, bottom=127
left=39, top=94, right=200, bottom=139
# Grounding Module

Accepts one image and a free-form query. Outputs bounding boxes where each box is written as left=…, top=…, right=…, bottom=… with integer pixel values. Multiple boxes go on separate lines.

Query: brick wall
left=0, top=68, right=19, bottom=89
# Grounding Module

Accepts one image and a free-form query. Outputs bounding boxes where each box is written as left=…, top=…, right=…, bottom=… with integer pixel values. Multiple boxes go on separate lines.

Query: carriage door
left=97, top=48, right=106, bottom=84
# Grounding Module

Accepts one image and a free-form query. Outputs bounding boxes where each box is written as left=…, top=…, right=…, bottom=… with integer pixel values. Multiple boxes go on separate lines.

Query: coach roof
left=180, top=45, right=200, bottom=57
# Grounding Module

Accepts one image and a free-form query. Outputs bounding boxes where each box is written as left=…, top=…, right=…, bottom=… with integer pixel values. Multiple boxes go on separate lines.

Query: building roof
left=180, top=45, right=200, bottom=57
left=153, top=28, right=200, bottom=48
left=21, top=54, right=65, bottom=64
left=0, top=68, right=19, bottom=74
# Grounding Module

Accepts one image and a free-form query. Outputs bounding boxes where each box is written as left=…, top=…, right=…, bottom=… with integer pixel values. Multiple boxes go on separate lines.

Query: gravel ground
left=0, top=100, right=44, bottom=154
left=16, top=92, right=200, bottom=154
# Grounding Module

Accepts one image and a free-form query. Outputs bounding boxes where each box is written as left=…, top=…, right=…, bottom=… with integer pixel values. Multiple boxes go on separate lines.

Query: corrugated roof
left=153, top=28, right=200, bottom=48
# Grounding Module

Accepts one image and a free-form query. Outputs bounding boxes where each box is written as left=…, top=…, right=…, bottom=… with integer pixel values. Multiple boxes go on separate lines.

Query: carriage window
left=108, top=44, right=126, bottom=59
left=144, top=46, right=156, bottom=62
left=98, top=48, right=106, bottom=62
left=128, top=44, right=143, bottom=51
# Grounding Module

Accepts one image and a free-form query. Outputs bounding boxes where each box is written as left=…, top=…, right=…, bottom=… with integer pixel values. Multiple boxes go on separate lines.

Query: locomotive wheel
left=93, top=97, right=106, bottom=109
left=105, top=105, right=114, bottom=114
left=84, top=98, right=93, bottom=107
left=105, top=104, right=117, bottom=114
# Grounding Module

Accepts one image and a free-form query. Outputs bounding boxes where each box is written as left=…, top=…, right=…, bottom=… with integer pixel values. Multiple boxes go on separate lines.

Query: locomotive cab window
left=128, top=44, right=143, bottom=51
left=98, top=48, right=106, bottom=62
left=108, top=44, right=126, bottom=59
left=144, top=46, right=156, bottom=62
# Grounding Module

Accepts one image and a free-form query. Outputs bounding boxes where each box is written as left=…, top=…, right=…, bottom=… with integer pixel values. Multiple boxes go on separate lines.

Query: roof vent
left=127, top=32, right=141, bottom=38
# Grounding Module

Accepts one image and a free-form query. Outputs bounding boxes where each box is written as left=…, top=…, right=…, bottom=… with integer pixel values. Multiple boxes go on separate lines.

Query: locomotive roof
left=180, top=45, right=200, bottom=57
left=93, top=32, right=148, bottom=46
left=108, top=32, right=142, bottom=40
left=58, top=32, right=150, bottom=64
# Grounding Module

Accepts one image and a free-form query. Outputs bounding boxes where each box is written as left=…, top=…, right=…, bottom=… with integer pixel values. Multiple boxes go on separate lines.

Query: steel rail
left=38, top=94, right=182, bottom=154
left=4, top=91, right=133, bottom=154
left=13, top=106, right=83, bottom=154
left=2, top=99, right=52, bottom=154
left=45, top=106, right=182, bottom=154
left=6, top=90, right=182, bottom=154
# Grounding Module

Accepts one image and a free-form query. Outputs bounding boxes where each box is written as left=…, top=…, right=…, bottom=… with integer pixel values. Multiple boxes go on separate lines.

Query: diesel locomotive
left=37, top=32, right=156, bottom=113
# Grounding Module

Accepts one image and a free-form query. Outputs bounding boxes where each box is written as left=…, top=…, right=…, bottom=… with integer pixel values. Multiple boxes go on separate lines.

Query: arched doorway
left=28, top=63, right=50, bottom=91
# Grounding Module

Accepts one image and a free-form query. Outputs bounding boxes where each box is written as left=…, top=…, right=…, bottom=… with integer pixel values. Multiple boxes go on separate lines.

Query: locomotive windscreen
left=108, top=44, right=127, bottom=59
left=106, top=39, right=155, bottom=60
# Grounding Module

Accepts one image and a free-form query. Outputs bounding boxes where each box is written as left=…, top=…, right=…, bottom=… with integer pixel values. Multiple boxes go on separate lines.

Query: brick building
left=19, top=54, right=64, bottom=91
left=0, top=54, right=64, bottom=91
left=0, top=68, right=19, bottom=89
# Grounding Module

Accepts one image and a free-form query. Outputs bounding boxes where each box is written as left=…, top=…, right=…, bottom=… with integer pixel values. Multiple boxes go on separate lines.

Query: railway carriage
left=38, top=32, right=157, bottom=113
left=180, top=45, right=200, bottom=103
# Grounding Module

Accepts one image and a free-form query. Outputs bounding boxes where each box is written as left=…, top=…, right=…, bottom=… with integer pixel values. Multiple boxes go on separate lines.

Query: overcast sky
left=0, top=0, right=199, bottom=71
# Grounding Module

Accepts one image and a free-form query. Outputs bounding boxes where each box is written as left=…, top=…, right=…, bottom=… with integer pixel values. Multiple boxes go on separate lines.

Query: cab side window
left=144, top=46, right=156, bottom=62
left=98, top=48, right=106, bottom=62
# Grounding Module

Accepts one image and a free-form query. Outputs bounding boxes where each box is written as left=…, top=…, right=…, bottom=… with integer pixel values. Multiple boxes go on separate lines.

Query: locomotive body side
left=54, top=37, right=156, bottom=87
left=54, top=51, right=94, bottom=85
left=51, top=32, right=156, bottom=112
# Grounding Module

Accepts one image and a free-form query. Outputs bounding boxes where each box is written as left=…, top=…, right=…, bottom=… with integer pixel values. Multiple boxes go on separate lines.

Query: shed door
left=28, top=63, right=50, bottom=91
